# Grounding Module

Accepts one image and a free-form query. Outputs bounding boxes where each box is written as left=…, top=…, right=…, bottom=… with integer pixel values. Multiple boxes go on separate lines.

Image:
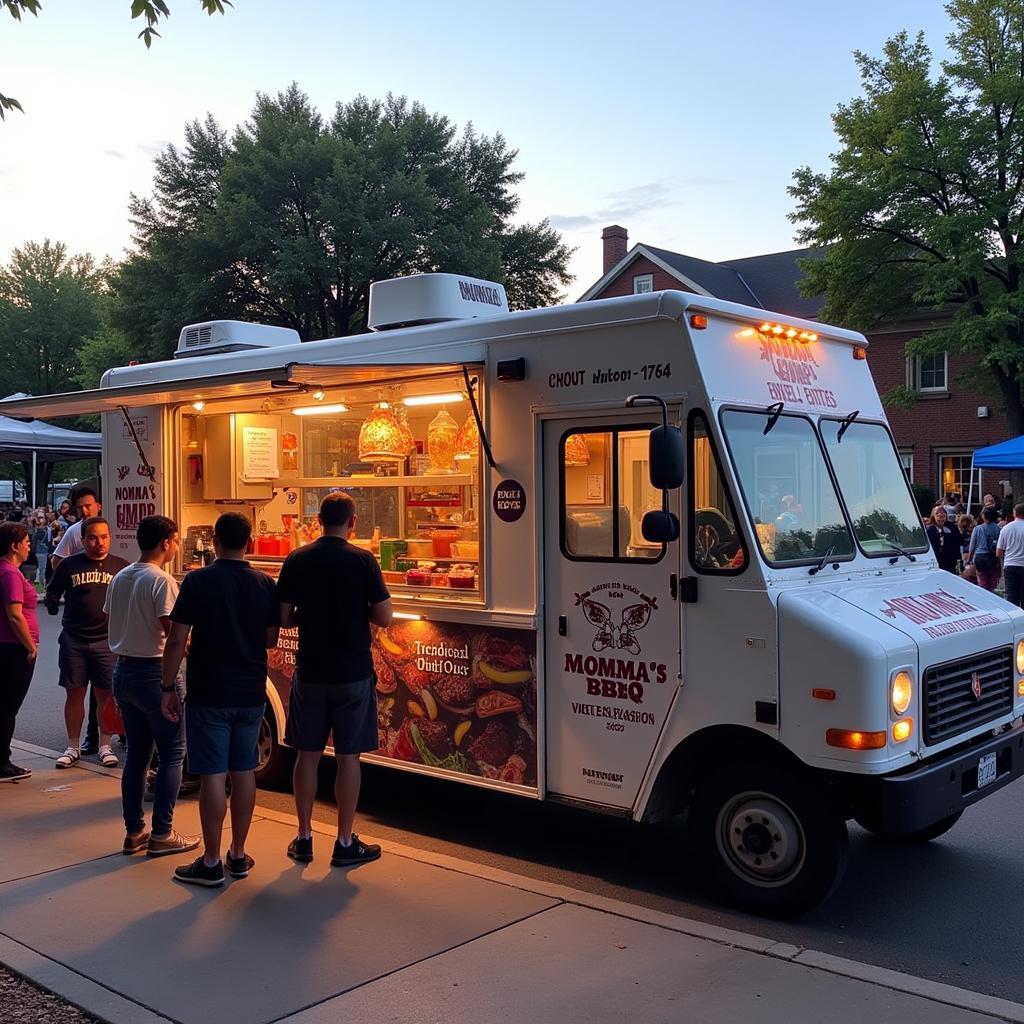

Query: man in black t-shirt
left=45, top=517, right=128, bottom=770
left=160, top=513, right=280, bottom=888
left=277, top=491, right=392, bottom=868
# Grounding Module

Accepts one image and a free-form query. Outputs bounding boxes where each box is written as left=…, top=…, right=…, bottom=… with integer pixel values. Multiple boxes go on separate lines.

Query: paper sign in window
left=241, top=426, right=279, bottom=480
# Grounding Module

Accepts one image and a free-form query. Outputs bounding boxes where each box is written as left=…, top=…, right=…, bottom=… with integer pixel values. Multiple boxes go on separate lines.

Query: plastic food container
left=447, top=568, right=476, bottom=589
left=405, top=568, right=433, bottom=586
left=431, top=528, right=460, bottom=558
left=451, top=540, right=478, bottom=560
left=406, top=539, right=434, bottom=558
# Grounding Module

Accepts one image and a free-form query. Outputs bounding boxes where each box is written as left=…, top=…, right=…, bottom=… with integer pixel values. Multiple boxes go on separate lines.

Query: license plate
left=978, top=752, right=998, bottom=789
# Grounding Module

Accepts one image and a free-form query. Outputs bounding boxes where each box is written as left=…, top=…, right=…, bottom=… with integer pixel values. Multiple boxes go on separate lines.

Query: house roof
left=579, top=242, right=826, bottom=319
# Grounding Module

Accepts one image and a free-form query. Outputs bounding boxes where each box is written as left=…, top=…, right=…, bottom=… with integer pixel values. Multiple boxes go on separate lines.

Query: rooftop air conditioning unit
left=368, top=273, right=509, bottom=331
left=174, top=320, right=301, bottom=359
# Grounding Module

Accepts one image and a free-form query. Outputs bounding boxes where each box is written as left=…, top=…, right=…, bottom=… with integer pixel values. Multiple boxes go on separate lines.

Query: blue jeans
left=113, top=657, right=185, bottom=837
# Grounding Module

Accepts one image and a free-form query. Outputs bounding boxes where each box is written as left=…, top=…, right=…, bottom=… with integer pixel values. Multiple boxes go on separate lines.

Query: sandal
left=98, top=745, right=119, bottom=768
left=55, top=747, right=80, bottom=769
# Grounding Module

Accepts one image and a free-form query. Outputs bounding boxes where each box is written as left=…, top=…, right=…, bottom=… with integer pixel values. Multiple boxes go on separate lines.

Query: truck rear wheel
left=254, top=705, right=293, bottom=789
left=690, top=761, right=848, bottom=918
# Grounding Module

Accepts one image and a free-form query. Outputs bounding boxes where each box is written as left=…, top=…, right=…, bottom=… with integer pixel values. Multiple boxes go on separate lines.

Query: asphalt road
left=15, top=612, right=1024, bottom=1003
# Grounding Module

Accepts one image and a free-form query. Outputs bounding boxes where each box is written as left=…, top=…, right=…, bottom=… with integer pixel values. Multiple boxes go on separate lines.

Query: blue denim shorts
left=185, top=703, right=265, bottom=775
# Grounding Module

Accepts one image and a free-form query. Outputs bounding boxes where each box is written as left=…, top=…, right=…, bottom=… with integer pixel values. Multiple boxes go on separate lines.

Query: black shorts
left=58, top=633, right=116, bottom=690
left=285, top=674, right=377, bottom=755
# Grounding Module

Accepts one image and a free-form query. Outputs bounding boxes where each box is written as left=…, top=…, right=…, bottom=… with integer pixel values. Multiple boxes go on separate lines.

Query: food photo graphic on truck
left=8, top=270, right=1024, bottom=916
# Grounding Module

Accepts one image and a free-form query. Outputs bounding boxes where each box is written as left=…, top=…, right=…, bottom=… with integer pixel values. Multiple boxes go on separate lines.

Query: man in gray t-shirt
left=997, top=503, right=1024, bottom=607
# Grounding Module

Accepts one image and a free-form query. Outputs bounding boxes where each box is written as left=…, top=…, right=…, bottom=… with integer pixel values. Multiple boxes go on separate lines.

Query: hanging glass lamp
left=358, top=401, right=406, bottom=461
left=454, top=411, right=480, bottom=461
left=427, top=408, right=459, bottom=473
left=564, top=433, right=591, bottom=467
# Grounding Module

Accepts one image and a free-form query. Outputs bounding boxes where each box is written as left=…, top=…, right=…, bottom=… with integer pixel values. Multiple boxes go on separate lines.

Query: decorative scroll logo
left=971, top=671, right=983, bottom=701
left=574, top=582, right=657, bottom=656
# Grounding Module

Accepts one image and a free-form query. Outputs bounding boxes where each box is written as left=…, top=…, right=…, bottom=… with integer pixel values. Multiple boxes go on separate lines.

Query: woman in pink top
left=0, top=521, right=40, bottom=782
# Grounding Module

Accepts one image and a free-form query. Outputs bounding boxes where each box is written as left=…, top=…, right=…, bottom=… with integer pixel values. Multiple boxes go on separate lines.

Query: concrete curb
left=11, top=739, right=1024, bottom=1024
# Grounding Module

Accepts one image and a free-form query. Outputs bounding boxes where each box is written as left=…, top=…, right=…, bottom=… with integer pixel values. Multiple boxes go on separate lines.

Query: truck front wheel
left=690, top=761, right=848, bottom=917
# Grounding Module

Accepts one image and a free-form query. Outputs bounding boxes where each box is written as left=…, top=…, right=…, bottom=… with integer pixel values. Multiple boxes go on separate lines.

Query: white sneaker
left=98, top=745, right=119, bottom=768
left=55, top=747, right=80, bottom=769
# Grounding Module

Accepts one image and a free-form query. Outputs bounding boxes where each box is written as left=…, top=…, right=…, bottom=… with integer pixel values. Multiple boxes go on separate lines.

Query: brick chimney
left=602, top=225, right=628, bottom=274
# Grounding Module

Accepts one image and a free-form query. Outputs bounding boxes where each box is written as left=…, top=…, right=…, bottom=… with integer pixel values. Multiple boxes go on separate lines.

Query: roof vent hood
left=174, top=320, right=301, bottom=359
left=368, top=273, right=509, bottom=331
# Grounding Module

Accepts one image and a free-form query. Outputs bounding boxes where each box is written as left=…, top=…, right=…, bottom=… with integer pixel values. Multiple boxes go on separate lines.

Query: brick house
left=579, top=225, right=1010, bottom=507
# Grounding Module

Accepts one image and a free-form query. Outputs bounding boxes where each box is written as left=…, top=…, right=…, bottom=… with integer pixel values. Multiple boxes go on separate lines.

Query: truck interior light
left=811, top=688, right=836, bottom=701
left=892, top=719, right=913, bottom=743
left=890, top=670, right=913, bottom=715
left=826, top=729, right=886, bottom=750
left=689, top=314, right=708, bottom=330
left=311, top=390, right=326, bottom=401
left=853, top=347, right=867, bottom=360
left=292, top=403, right=349, bottom=416
left=1016, top=639, right=1024, bottom=675
left=191, top=401, right=205, bottom=411
left=392, top=611, right=423, bottom=621
left=403, top=392, right=464, bottom=407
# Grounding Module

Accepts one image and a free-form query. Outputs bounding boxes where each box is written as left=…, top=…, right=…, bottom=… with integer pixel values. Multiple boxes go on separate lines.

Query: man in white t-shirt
left=997, top=503, right=1024, bottom=608
left=104, top=515, right=198, bottom=860
left=50, top=484, right=104, bottom=754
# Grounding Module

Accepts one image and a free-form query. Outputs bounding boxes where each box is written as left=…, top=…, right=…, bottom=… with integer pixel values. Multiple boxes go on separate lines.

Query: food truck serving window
left=819, top=418, right=928, bottom=557
left=721, top=409, right=855, bottom=567
left=688, top=411, right=747, bottom=574
left=560, top=425, right=664, bottom=562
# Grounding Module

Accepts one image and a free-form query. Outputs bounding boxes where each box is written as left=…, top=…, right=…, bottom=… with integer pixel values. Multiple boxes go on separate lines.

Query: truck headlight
left=891, top=669, right=913, bottom=716
left=1016, top=639, right=1024, bottom=675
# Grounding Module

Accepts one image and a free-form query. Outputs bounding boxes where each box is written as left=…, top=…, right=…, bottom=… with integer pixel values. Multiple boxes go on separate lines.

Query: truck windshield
left=721, top=410, right=855, bottom=565
left=819, top=419, right=927, bottom=556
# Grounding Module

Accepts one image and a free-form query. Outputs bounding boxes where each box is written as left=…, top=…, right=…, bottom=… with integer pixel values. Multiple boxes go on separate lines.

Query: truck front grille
left=923, top=647, right=1013, bottom=744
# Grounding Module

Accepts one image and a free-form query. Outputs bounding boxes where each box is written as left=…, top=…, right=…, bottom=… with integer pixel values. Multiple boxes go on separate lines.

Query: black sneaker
left=331, top=834, right=381, bottom=867
left=225, top=850, right=255, bottom=878
left=80, top=741, right=99, bottom=757
left=287, top=836, right=313, bottom=863
left=173, top=856, right=224, bottom=887
left=0, top=762, right=32, bottom=783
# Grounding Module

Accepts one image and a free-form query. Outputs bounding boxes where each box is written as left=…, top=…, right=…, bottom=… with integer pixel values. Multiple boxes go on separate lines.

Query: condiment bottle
left=370, top=525, right=382, bottom=554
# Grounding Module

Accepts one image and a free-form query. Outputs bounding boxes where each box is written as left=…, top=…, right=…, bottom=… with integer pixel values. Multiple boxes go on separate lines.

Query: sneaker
left=98, top=745, right=119, bottom=768
left=287, top=836, right=313, bottom=863
left=0, top=762, right=32, bottom=783
left=173, top=856, right=225, bottom=888
left=330, top=834, right=381, bottom=867
left=80, top=741, right=99, bottom=757
left=122, top=830, right=151, bottom=855
left=147, top=830, right=201, bottom=857
left=225, top=851, right=255, bottom=878
left=55, top=747, right=80, bottom=769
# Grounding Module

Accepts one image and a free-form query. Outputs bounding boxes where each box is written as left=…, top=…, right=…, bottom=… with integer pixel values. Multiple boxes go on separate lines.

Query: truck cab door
left=542, top=412, right=682, bottom=811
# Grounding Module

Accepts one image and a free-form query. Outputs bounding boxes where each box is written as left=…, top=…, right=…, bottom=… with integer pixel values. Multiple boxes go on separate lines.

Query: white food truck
left=7, top=274, right=1024, bottom=915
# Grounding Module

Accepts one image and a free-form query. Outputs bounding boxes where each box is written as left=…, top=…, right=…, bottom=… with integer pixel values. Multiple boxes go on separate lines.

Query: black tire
left=254, top=703, right=293, bottom=789
left=690, top=761, right=848, bottom=918
left=855, top=809, right=962, bottom=843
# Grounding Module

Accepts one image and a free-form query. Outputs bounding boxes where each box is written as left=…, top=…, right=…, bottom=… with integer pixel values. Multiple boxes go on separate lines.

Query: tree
left=789, top=1, right=1024, bottom=493
left=1, top=1, right=230, bottom=119
left=0, top=240, right=107, bottom=396
left=112, top=87, right=573, bottom=359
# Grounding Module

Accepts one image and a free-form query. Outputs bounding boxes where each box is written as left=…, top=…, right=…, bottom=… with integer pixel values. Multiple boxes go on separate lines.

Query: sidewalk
left=2, top=742, right=1023, bottom=1024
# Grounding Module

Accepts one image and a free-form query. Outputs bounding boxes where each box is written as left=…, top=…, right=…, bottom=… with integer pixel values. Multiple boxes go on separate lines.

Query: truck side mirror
left=642, top=509, right=680, bottom=543
left=649, top=424, right=684, bottom=490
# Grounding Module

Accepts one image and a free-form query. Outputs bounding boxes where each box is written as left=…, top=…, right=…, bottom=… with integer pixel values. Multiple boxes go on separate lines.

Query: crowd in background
left=0, top=499, right=75, bottom=586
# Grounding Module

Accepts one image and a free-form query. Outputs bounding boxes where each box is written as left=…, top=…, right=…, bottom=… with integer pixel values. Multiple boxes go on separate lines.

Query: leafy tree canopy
left=113, top=86, right=574, bottom=358
left=789, top=0, right=1024, bottom=440
left=1, top=1, right=230, bottom=119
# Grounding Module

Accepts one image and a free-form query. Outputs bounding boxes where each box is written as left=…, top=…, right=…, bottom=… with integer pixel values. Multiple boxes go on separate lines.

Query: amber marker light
left=689, top=313, right=708, bottom=330
left=826, top=729, right=887, bottom=750
left=1017, top=678, right=1024, bottom=698
left=853, top=347, right=867, bottom=360
left=812, top=688, right=836, bottom=701
left=892, top=719, right=913, bottom=743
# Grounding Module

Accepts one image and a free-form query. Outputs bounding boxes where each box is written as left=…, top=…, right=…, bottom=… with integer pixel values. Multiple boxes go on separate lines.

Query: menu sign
left=242, top=425, right=279, bottom=480
left=266, top=620, right=537, bottom=789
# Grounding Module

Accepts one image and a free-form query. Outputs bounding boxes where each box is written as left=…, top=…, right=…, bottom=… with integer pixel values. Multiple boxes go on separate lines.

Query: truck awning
left=0, top=361, right=480, bottom=420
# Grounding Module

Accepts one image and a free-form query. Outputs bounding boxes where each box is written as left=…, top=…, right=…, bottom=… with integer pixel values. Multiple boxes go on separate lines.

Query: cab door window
left=688, top=411, right=747, bottom=574
left=560, top=426, right=664, bottom=562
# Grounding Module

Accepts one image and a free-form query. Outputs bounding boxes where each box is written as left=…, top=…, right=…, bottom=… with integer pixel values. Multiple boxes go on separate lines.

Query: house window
left=633, top=274, right=653, bottom=294
left=907, top=352, right=947, bottom=392
left=937, top=453, right=980, bottom=504
left=899, top=450, right=913, bottom=482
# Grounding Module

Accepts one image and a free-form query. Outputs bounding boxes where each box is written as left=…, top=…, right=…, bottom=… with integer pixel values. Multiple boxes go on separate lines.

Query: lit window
left=633, top=274, right=653, bottom=294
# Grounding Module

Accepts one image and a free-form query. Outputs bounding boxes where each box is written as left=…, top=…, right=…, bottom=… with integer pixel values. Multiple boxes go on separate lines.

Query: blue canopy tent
left=968, top=436, right=1024, bottom=509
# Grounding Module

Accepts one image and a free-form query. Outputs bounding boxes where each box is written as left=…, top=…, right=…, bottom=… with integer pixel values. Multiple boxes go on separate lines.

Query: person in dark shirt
left=276, top=491, right=392, bottom=868
left=161, top=513, right=279, bottom=888
left=926, top=506, right=963, bottom=574
left=45, top=517, right=128, bottom=769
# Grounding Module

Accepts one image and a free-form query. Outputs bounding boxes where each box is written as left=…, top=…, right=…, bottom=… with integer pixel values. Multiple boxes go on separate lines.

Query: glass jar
left=427, top=409, right=459, bottom=473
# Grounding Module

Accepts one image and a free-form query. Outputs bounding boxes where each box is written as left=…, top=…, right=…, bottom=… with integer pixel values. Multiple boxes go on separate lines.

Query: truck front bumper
left=875, top=722, right=1024, bottom=834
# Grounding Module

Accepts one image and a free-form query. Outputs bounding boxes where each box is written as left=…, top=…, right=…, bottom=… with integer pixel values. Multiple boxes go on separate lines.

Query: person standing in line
left=967, top=507, right=1002, bottom=592
left=0, top=523, right=39, bottom=782
left=160, top=513, right=279, bottom=887
left=997, top=503, right=1024, bottom=607
left=104, top=516, right=198, bottom=858
left=277, top=492, right=392, bottom=867
left=926, top=506, right=963, bottom=575
left=51, top=485, right=104, bottom=755
left=45, top=517, right=128, bottom=770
